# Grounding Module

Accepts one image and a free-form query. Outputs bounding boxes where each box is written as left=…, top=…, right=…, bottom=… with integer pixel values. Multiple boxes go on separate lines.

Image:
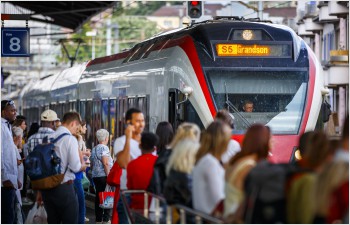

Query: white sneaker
left=85, top=217, right=90, bottom=222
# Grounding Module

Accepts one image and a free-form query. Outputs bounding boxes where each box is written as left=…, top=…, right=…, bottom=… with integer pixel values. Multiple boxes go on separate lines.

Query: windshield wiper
left=224, top=82, right=251, bottom=128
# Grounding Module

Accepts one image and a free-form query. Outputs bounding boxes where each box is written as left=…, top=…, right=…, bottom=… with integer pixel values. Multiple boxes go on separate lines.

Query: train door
left=168, top=89, right=204, bottom=130
left=168, top=89, right=179, bottom=129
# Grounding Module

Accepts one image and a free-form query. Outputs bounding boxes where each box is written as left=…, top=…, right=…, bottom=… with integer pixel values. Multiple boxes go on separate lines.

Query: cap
left=41, top=109, right=58, bottom=121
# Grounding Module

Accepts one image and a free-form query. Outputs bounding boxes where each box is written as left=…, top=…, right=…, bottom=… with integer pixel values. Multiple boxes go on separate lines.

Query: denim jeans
left=74, top=178, right=86, bottom=224
left=117, top=193, right=131, bottom=224
left=1, top=187, right=16, bottom=224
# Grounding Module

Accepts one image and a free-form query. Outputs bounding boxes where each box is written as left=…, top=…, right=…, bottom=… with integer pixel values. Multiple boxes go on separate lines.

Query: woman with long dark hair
left=224, top=124, right=271, bottom=218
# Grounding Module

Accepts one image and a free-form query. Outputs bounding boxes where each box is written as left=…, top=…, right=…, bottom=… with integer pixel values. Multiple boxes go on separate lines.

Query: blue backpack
left=25, top=133, right=69, bottom=190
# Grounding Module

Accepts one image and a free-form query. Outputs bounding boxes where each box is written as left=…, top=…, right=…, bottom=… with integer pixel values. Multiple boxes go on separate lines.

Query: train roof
left=22, top=63, right=87, bottom=106
left=87, top=19, right=303, bottom=68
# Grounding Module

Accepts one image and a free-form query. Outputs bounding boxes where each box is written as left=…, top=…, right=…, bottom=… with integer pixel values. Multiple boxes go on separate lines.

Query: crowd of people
left=1, top=98, right=349, bottom=224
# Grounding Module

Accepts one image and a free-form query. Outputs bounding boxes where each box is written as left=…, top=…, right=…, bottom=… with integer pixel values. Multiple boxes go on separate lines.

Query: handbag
left=81, top=172, right=90, bottom=190
left=107, top=161, right=122, bottom=187
left=99, top=185, right=115, bottom=209
left=25, top=203, right=48, bottom=224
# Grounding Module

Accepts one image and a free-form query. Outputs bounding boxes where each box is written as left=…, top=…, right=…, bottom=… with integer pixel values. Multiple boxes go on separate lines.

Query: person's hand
left=36, top=191, right=44, bottom=206
left=125, top=124, right=135, bottom=139
left=81, top=163, right=88, bottom=171
left=2, top=180, right=14, bottom=189
left=83, top=150, right=91, bottom=157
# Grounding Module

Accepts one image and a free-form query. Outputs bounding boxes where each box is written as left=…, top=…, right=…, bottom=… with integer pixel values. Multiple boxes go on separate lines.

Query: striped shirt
left=27, top=127, right=55, bottom=152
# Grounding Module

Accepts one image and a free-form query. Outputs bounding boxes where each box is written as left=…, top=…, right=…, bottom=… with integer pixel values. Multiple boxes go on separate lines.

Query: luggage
left=25, top=133, right=69, bottom=190
left=99, top=185, right=115, bottom=209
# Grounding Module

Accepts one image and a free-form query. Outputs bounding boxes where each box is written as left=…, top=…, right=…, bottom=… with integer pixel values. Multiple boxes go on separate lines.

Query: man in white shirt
left=1, top=100, right=21, bottom=224
left=114, top=108, right=145, bottom=224
left=40, top=111, right=87, bottom=224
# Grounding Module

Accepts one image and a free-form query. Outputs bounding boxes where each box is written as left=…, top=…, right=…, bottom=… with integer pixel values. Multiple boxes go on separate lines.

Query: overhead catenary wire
left=242, top=1, right=291, bottom=18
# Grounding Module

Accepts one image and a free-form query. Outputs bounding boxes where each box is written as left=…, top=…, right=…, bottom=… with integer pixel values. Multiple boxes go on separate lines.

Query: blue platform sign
left=1, top=27, right=30, bottom=57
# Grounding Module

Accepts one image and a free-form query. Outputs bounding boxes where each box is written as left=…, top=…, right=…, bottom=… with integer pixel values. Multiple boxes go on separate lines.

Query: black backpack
left=243, top=160, right=307, bottom=224
left=25, top=133, right=69, bottom=190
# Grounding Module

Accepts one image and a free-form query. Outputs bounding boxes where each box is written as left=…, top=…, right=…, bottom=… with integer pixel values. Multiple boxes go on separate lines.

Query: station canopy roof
left=2, top=1, right=117, bottom=31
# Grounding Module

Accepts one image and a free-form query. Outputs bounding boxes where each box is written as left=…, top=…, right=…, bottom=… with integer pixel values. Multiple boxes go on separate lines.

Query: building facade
left=297, top=1, right=349, bottom=134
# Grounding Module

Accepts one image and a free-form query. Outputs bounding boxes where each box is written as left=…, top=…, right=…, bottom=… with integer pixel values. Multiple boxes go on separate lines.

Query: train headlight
left=182, top=86, right=193, bottom=96
left=242, top=30, right=253, bottom=40
left=294, top=149, right=302, bottom=160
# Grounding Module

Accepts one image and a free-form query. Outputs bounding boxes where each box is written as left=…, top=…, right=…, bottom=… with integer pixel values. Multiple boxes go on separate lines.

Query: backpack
left=243, top=160, right=308, bottom=224
left=25, top=133, right=69, bottom=190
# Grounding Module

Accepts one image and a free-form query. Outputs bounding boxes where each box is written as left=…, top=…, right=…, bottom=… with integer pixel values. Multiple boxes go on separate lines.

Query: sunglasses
left=2, top=100, right=15, bottom=109
left=5, top=100, right=15, bottom=106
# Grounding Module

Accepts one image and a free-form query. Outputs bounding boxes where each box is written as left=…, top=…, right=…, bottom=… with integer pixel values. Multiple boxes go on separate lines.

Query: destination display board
left=215, top=43, right=291, bottom=58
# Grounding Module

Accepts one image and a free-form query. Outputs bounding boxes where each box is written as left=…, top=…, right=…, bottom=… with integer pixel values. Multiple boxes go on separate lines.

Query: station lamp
left=187, top=1, right=203, bottom=19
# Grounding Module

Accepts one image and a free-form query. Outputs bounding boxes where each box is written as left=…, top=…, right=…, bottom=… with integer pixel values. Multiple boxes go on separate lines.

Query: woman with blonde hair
left=163, top=139, right=200, bottom=207
left=192, top=120, right=231, bottom=215
left=148, top=122, right=200, bottom=196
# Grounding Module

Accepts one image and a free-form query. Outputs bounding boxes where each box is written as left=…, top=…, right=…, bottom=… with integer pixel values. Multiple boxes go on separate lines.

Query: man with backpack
left=39, top=111, right=87, bottom=223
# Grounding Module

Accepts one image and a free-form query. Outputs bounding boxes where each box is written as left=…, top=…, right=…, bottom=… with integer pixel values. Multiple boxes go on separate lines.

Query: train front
left=191, top=21, right=323, bottom=163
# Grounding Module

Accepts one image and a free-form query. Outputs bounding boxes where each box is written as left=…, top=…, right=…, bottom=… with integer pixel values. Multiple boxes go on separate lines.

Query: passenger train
left=20, top=17, right=325, bottom=163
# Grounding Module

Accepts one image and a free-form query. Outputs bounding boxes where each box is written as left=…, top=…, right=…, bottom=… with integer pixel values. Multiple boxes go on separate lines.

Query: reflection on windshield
left=207, top=70, right=308, bottom=134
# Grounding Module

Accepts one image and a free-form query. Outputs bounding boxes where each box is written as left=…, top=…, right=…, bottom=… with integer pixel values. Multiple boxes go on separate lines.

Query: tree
left=56, top=2, right=165, bottom=64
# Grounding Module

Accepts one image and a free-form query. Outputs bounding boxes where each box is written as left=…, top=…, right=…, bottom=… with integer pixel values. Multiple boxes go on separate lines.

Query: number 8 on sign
left=10, top=37, right=21, bottom=52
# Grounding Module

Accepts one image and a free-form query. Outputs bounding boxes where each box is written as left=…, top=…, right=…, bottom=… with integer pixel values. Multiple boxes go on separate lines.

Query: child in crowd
left=127, top=132, right=159, bottom=209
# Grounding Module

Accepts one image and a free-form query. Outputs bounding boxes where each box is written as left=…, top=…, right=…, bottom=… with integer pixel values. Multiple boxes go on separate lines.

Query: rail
left=120, top=190, right=224, bottom=224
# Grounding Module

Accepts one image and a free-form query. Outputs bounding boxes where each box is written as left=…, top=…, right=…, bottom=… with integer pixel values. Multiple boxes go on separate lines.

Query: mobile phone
left=124, top=123, right=131, bottom=129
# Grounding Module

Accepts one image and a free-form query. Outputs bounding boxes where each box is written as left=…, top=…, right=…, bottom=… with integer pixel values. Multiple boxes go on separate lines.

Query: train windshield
left=206, top=69, right=308, bottom=134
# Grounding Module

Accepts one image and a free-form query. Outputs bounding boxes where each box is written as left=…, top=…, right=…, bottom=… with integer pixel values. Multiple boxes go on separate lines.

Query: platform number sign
left=1, top=27, right=30, bottom=57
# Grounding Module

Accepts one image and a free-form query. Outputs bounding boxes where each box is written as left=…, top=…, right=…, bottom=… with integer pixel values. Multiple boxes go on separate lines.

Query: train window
left=86, top=100, right=93, bottom=148
left=60, top=102, right=69, bottom=116
left=69, top=101, right=77, bottom=111
left=117, top=97, right=128, bottom=137
left=93, top=100, right=102, bottom=145
left=109, top=99, right=117, bottom=140
left=101, top=100, right=109, bottom=130
left=144, top=37, right=170, bottom=58
left=57, top=103, right=64, bottom=119
left=140, top=43, right=155, bottom=59
left=24, top=107, right=39, bottom=125
left=128, top=97, right=137, bottom=109
left=137, top=96, right=149, bottom=131
left=122, top=46, right=142, bottom=63
left=129, top=44, right=151, bottom=61
left=80, top=101, right=86, bottom=121
left=206, top=69, right=308, bottom=135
